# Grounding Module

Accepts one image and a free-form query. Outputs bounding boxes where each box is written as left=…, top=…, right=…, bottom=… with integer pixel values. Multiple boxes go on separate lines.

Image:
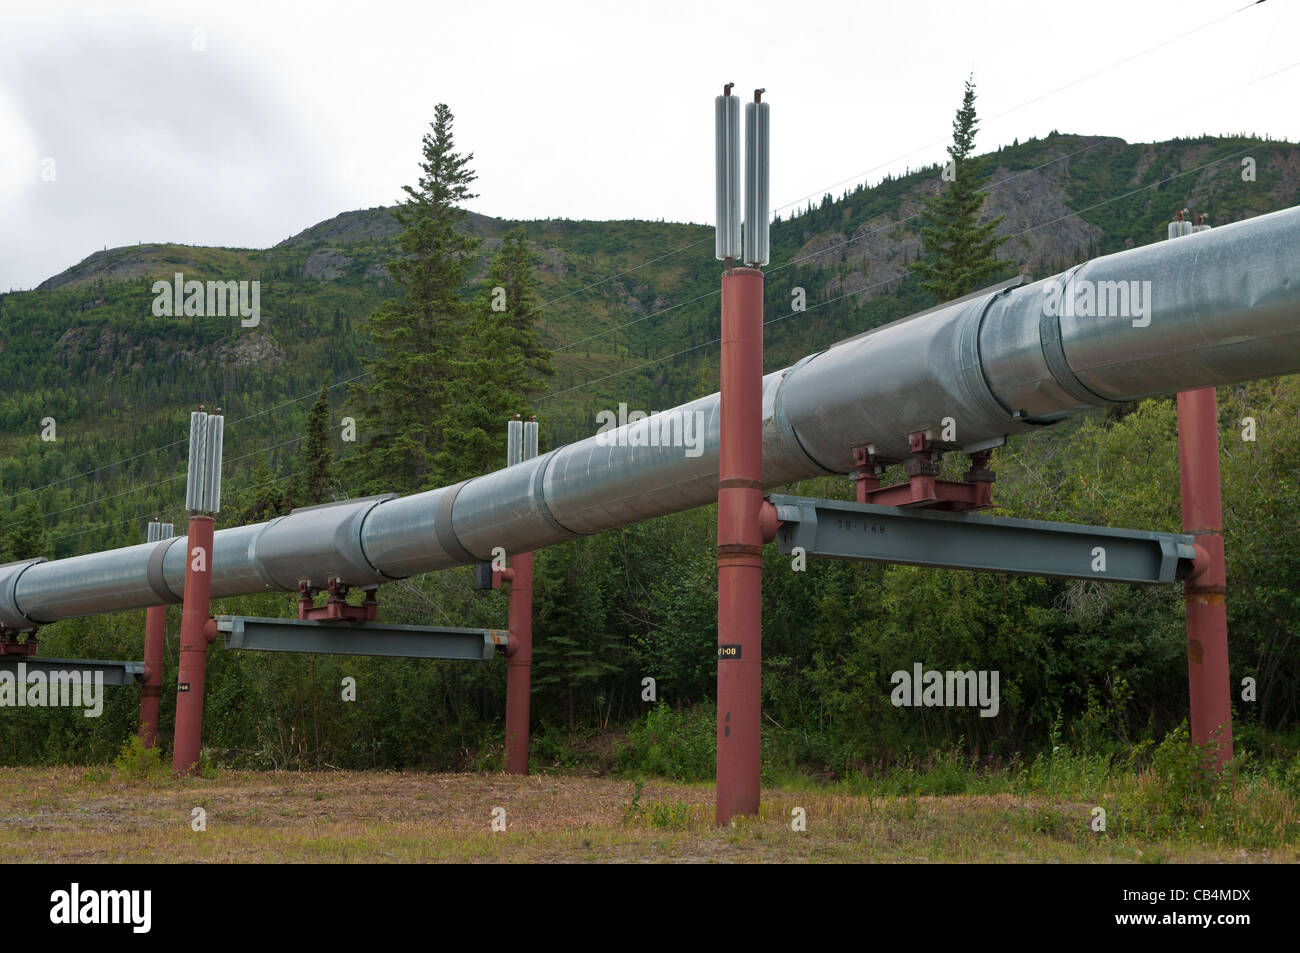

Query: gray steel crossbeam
left=0, top=657, right=146, bottom=686
left=768, top=495, right=1196, bottom=584
left=215, top=616, right=507, bottom=660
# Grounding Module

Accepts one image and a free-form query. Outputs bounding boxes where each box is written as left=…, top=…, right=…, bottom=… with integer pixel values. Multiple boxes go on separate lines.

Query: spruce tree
left=425, top=226, right=558, bottom=482
left=6, top=503, right=47, bottom=559
left=301, top=384, right=334, bottom=505
left=911, top=76, right=1010, bottom=301
left=485, top=228, right=555, bottom=386
left=237, top=460, right=289, bottom=524
left=351, top=103, right=480, bottom=494
left=433, top=316, right=529, bottom=483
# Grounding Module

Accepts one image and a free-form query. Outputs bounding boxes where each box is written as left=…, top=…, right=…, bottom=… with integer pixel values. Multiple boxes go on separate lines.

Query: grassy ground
left=0, top=766, right=1294, bottom=863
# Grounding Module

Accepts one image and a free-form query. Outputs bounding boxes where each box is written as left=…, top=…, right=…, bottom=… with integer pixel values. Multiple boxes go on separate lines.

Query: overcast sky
left=2, top=0, right=1297, bottom=291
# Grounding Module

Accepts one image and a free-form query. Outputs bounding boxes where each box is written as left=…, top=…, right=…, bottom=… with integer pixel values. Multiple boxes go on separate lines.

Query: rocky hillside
left=2, top=131, right=1297, bottom=556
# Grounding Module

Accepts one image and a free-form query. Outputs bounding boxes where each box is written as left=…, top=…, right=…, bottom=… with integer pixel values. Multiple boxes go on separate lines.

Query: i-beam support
left=216, top=616, right=508, bottom=660
left=767, top=495, right=1198, bottom=584
left=0, top=657, right=145, bottom=686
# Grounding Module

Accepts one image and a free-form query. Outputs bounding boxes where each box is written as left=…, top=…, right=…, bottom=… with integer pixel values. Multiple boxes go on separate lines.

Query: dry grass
left=0, top=767, right=1293, bottom=863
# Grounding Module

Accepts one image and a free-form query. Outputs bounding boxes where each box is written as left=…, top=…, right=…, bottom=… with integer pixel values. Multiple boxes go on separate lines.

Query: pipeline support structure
left=1177, top=387, right=1234, bottom=765
left=502, top=416, right=539, bottom=775
left=716, top=266, right=765, bottom=825
left=138, top=520, right=173, bottom=749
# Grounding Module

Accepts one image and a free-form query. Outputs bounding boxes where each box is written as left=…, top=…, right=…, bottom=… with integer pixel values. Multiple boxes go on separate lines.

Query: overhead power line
left=537, top=142, right=1265, bottom=403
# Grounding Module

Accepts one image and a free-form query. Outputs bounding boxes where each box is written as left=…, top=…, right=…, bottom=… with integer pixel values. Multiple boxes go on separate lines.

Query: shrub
left=617, top=703, right=715, bottom=781
left=112, top=736, right=169, bottom=781
left=621, top=781, right=695, bottom=829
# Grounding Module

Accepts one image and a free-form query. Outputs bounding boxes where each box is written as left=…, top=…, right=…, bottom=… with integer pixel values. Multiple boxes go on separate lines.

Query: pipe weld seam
left=1039, top=264, right=1122, bottom=409
left=772, top=355, right=838, bottom=475
left=532, top=450, right=585, bottom=538
left=246, top=517, right=287, bottom=591
left=2, top=558, right=47, bottom=629
left=355, top=497, right=407, bottom=580
left=965, top=281, right=1028, bottom=424
left=434, top=481, right=480, bottom=563
left=146, top=537, right=184, bottom=604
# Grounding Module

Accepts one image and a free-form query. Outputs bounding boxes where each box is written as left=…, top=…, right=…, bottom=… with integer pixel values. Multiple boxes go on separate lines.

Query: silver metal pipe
left=4, top=204, right=1300, bottom=629
left=507, top=418, right=523, bottom=468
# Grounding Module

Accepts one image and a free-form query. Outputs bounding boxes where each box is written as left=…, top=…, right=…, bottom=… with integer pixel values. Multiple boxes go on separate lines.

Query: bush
left=617, top=703, right=715, bottom=781
left=1109, top=722, right=1300, bottom=846
left=112, top=736, right=169, bottom=781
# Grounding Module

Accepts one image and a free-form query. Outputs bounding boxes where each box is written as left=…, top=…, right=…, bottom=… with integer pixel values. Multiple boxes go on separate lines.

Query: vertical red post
left=716, top=266, right=765, bottom=824
left=172, top=515, right=214, bottom=775
left=1176, top=386, right=1234, bottom=767
left=138, top=605, right=166, bottom=748
left=504, top=552, right=534, bottom=775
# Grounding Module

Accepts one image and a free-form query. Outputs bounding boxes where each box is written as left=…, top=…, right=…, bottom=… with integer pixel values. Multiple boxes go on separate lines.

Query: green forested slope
left=1, top=132, right=1297, bottom=777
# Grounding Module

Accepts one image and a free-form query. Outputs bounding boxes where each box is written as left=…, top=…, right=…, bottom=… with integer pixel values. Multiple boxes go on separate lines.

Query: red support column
left=716, top=266, right=764, bottom=825
left=172, top=515, right=214, bottom=775
left=503, top=552, right=533, bottom=775
left=138, top=605, right=166, bottom=749
left=1176, top=386, right=1234, bottom=767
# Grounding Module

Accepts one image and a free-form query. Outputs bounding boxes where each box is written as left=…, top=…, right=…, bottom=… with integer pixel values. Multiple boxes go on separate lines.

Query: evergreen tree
left=300, top=384, right=334, bottom=505
left=350, top=103, right=480, bottom=494
left=427, top=227, right=558, bottom=483
left=483, top=228, right=555, bottom=386
left=531, top=541, right=621, bottom=730
left=910, top=76, right=1011, bottom=301
left=5, top=503, right=47, bottom=559
left=237, top=460, right=290, bottom=524
left=434, top=316, right=530, bottom=482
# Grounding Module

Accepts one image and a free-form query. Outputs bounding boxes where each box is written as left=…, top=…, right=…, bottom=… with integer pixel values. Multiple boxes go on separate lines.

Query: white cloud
left=1, top=0, right=1297, bottom=289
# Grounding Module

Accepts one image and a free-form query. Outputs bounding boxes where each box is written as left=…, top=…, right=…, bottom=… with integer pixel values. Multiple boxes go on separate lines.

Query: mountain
left=1, top=131, right=1297, bottom=557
